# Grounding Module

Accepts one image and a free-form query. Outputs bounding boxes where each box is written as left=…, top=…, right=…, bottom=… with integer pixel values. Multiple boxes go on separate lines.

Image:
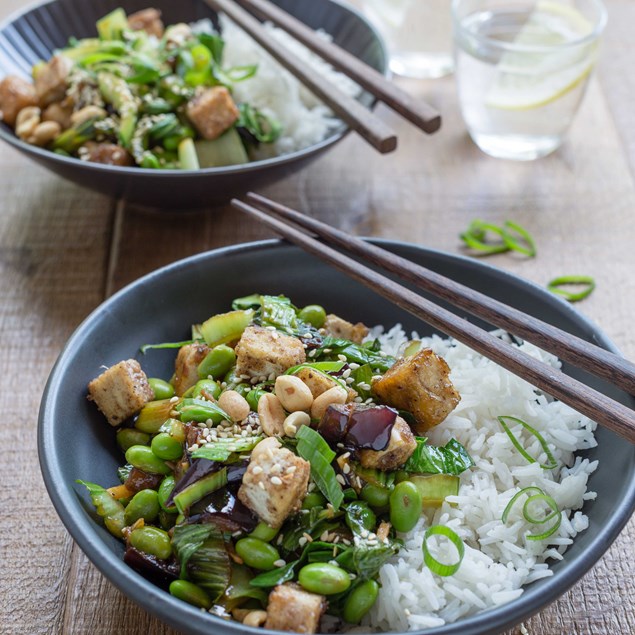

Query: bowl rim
left=38, top=238, right=635, bottom=635
left=0, top=0, right=388, bottom=176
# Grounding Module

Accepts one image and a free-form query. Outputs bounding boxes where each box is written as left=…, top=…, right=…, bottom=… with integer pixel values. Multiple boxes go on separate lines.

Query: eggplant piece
left=124, top=467, right=162, bottom=493
left=124, top=546, right=179, bottom=589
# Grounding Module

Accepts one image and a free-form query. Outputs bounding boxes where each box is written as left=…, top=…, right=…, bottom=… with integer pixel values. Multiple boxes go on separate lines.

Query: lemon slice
left=486, top=1, right=596, bottom=110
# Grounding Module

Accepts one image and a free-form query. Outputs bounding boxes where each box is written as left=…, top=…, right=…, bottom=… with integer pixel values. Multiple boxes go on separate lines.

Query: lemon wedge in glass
left=486, top=1, right=597, bottom=110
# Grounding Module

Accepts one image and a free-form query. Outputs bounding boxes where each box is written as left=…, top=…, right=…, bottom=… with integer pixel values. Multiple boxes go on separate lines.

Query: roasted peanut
left=275, top=374, right=313, bottom=412
left=218, top=390, right=250, bottom=422
left=283, top=411, right=311, bottom=437
left=70, top=105, right=107, bottom=127
left=15, top=106, right=41, bottom=140
left=310, top=386, right=348, bottom=420
left=28, top=120, right=61, bottom=146
left=243, top=610, right=268, bottom=627
left=257, top=393, right=286, bottom=436
left=43, top=102, right=72, bottom=129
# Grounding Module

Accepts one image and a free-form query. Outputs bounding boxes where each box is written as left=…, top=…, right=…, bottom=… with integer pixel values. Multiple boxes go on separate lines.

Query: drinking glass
left=452, top=0, right=607, bottom=160
left=359, top=0, right=454, bottom=79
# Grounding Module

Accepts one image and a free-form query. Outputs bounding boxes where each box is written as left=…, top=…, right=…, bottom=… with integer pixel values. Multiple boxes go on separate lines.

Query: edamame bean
left=235, top=537, right=280, bottom=571
left=298, top=304, right=327, bottom=328
left=159, top=418, right=186, bottom=443
left=129, top=526, right=172, bottom=560
left=246, top=388, right=267, bottom=412
left=249, top=522, right=279, bottom=543
left=169, top=579, right=212, bottom=609
left=345, top=501, right=376, bottom=533
left=197, top=345, right=236, bottom=379
left=302, top=491, right=327, bottom=510
left=191, top=378, right=221, bottom=400
left=389, top=481, right=422, bottom=533
left=125, top=445, right=171, bottom=475
left=151, top=432, right=183, bottom=461
left=124, top=489, right=160, bottom=526
left=116, top=428, right=150, bottom=452
left=158, top=475, right=177, bottom=513
left=342, top=580, right=379, bottom=623
left=298, top=563, right=351, bottom=595
left=360, top=483, right=390, bottom=509
left=148, top=377, right=174, bottom=400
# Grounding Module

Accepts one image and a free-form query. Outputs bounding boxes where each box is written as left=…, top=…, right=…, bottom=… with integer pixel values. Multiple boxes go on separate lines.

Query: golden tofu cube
left=264, top=583, right=326, bottom=634
left=186, top=86, right=239, bottom=140
left=358, top=416, right=417, bottom=471
left=324, top=313, right=369, bottom=344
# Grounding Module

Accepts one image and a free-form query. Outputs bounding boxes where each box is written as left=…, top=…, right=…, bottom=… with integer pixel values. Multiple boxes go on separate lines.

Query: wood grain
left=0, top=0, right=633, bottom=633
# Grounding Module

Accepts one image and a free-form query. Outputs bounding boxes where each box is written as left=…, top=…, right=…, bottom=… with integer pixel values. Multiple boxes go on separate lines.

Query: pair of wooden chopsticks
left=231, top=193, right=635, bottom=445
left=204, top=0, right=441, bottom=153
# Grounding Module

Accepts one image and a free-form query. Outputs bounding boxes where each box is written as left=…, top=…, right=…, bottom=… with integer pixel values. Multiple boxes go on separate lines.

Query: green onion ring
left=502, top=221, right=537, bottom=257
left=501, top=486, right=543, bottom=524
left=460, top=220, right=509, bottom=255
left=523, top=494, right=562, bottom=540
left=547, top=276, right=596, bottom=302
left=422, top=525, right=465, bottom=576
left=498, top=416, right=558, bottom=470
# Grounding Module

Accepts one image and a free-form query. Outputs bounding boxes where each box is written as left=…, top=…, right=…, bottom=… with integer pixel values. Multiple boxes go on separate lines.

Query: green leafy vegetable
left=296, top=427, right=344, bottom=511
left=404, top=437, right=474, bottom=475
left=237, top=103, right=282, bottom=143
left=260, top=295, right=297, bottom=332
left=191, top=436, right=263, bottom=462
left=316, top=337, right=395, bottom=373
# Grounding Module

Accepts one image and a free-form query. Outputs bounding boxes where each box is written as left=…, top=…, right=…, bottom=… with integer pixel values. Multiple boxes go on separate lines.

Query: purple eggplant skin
left=124, top=546, right=180, bottom=589
left=318, top=404, right=398, bottom=452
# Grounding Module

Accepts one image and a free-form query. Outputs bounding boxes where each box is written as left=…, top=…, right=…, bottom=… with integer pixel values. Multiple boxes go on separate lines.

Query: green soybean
left=191, top=378, right=221, bottom=400
left=197, top=345, right=236, bottom=379
left=302, top=491, right=327, bottom=510
left=124, top=489, right=160, bottom=526
left=246, top=388, right=267, bottom=411
left=235, top=537, right=280, bottom=571
left=129, top=526, right=172, bottom=560
left=345, top=501, right=376, bottom=533
left=148, top=377, right=174, bottom=400
left=151, top=432, right=183, bottom=461
left=158, top=475, right=177, bottom=512
left=298, top=563, right=351, bottom=595
left=361, top=483, right=390, bottom=509
left=116, top=428, right=150, bottom=452
left=125, top=445, right=171, bottom=475
left=342, top=580, right=379, bottom=623
left=298, top=304, right=327, bottom=328
left=249, top=522, right=279, bottom=543
left=389, top=481, right=422, bottom=533
left=169, top=579, right=212, bottom=609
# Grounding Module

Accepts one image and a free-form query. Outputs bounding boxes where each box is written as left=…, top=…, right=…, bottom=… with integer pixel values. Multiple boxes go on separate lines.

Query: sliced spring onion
left=192, top=436, right=262, bottom=462
left=498, top=416, right=558, bottom=470
left=501, top=487, right=562, bottom=541
left=296, top=426, right=344, bottom=511
left=547, top=275, right=595, bottom=302
left=422, top=525, right=465, bottom=576
left=140, top=339, right=195, bottom=354
left=502, top=221, right=537, bottom=257
left=460, top=219, right=536, bottom=257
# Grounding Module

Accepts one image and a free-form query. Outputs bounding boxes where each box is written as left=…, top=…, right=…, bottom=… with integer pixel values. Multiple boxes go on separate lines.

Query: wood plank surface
left=0, top=0, right=633, bottom=633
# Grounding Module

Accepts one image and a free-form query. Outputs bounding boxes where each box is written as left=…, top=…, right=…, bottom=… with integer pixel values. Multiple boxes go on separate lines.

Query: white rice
left=360, top=326, right=597, bottom=631
left=218, top=16, right=361, bottom=157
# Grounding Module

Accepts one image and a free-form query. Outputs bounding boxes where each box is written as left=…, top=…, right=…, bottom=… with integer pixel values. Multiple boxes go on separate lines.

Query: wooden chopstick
left=235, top=0, right=441, bottom=134
left=246, top=192, right=635, bottom=396
left=230, top=196, right=635, bottom=444
left=204, top=0, right=397, bottom=153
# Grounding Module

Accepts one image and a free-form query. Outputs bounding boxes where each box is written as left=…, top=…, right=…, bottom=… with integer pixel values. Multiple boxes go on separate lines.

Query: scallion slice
left=498, top=416, right=558, bottom=470
left=460, top=219, right=536, bottom=257
left=502, top=221, right=537, bottom=257
left=501, top=487, right=562, bottom=541
left=547, top=275, right=595, bottom=302
left=422, top=525, right=465, bottom=577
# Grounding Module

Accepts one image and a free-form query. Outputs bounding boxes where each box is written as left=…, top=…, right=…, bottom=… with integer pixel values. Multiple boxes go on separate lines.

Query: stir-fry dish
left=0, top=8, right=284, bottom=169
left=81, top=294, right=597, bottom=631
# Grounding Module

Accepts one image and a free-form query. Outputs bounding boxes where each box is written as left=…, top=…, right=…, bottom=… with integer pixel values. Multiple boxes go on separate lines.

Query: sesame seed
left=323, top=348, right=332, bottom=354
left=273, top=559, right=286, bottom=568
left=336, top=474, right=346, bottom=485
left=252, top=465, right=263, bottom=475
left=354, top=397, right=363, bottom=403
left=308, top=350, right=317, bottom=358
left=349, top=363, right=360, bottom=370
left=360, top=530, right=369, bottom=538
left=365, top=398, right=374, bottom=404
left=342, top=539, right=351, bottom=546
left=302, top=532, right=313, bottom=543
left=337, top=354, right=347, bottom=362
left=170, top=396, right=179, bottom=403
left=342, top=369, right=351, bottom=378
left=328, top=560, right=338, bottom=566
left=298, top=537, right=307, bottom=547
left=271, top=463, right=282, bottom=474
left=268, top=372, right=276, bottom=381
left=345, top=377, right=355, bottom=385
left=320, top=531, right=330, bottom=541
left=367, top=532, right=377, bottom=540
left=404, top=609, right=411, bottom=617
left=341, top=452, right=351, bottom=460
left=271, top=476, right=283, bottom=485
left=367, top=539, right=378, bottom=545
left=258, top=482, right=266, bottom=490
left=285, top=465, right=297, bottom=474
left=342, top=464, right=351, bottom=474
left=333, top=546, right=337, bottom=556
left=372, top=375, right=383, bottom=381
left=250, top=377, right=259, bottom=385
left=189, top=444, right=199, bottom=451
left=271, top=332, right=279, bottom=340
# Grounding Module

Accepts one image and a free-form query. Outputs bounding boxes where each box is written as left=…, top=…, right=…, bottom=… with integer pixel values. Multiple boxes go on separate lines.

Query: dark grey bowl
left=39, top=239, right=635, bottom=635
left=0, top=0, right=386, bottom=209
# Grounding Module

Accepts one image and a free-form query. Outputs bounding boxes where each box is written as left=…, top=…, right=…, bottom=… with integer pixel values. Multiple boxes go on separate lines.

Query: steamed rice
left=358, top=326, right=597, bottom=631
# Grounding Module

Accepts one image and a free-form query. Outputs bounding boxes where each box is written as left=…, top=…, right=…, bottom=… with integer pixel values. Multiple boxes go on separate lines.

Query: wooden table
left=1, top=0, right=633, bottom=632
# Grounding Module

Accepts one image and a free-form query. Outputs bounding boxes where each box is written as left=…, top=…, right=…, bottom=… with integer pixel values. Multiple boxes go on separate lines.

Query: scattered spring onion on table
left=547, top=275, right=596, bottom=302
left=460, top=219, right=537, bottom=257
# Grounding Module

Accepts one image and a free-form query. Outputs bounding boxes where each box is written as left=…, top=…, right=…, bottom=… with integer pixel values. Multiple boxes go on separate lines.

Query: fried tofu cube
left=235, top=326, right=306, bottom=380
left=34, top=55, right=73, bottom=106
left=295, top=366, right=357, bottom=402
left=372, top=349, right=460, bottom=434
left=324, top=313, right=369, bottom=344
left=88, top=359, right=154, bottom=426
left=358, top=415, right=417, bottom=471
left=173, top=343, right=211, bottom=396
left=264, top=583, right=326, bottom=634
left=186, top=87, right=239, bottom=141
left=0, top=76, right=37, bottom=126
left=238, top=438, right=310, bottom=528
left=128, top=8, right=164, bottom=38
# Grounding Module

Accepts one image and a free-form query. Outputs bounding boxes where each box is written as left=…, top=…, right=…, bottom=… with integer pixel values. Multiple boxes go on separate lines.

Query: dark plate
left=39, top=239, right=635, bottom=634
left=0, top=0, right=386, bottom=209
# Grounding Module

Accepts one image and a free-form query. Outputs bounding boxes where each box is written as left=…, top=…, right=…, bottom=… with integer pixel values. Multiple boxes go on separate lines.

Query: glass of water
left=359, top=0, right=454, bottom=79
left=452, top=0, right=607, bottom=160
